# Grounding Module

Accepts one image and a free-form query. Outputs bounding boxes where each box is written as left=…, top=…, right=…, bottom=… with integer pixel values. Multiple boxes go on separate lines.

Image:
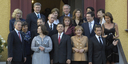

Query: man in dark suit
left=31, top=18, right=45, bottom=39
left=88, top=25, right=118, bottom=64
left=7, top=20, right=26, bottom=64
left=45, top=14, right=58, bottom=37
left=59, top=4, right=72, bottom=23
left=26, top=2, right=46, bottom=32
left=82, top=12, right=100, bottom=39
left=51, top=23, right=72, bottom=64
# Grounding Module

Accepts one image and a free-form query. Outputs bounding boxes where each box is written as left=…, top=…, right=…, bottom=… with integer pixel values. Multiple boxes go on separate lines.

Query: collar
left=34, top=11, right=40, bottom=15
left=15, top=28, right=20, bottom=33
left=90, top=20, right=94, bottom=24
left=65, top=13, right=70, bottom=17
left=95, top=34, right=101, bottom=39
left=47, top=20, right=54, bottom=26
left=58, top=32, right=64, bottom=36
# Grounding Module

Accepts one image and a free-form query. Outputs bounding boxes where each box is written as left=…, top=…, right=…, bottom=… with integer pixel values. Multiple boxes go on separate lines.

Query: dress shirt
left=34, top=12, right=41, bottom=18
left=47, top=20, right=54, bottom=30
left=58, top=32, right=64, bottom=39
left=99, top=18, right=106, bottom=26
left=15, top=28, right=22, bottom=41
left=65, top=13, right=70, bottom=17
left=53, top=19, right=59, bottom=25
left=95, top=35, right=103, bottom=44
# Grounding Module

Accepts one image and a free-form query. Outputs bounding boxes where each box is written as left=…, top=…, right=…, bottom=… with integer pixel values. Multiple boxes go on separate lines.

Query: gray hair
left=14, top=20, right=22, bottom=26
left=63, top=4, right=70, bottom=9
left=34, top=2, right=41, bottom=7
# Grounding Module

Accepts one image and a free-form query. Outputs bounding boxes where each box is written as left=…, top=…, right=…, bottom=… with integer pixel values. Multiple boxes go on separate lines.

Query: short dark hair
left=38, top=25, right=48, bottom=35
left=37, top=18, right=45, bottom=22
left=94, top=25, right=102, bottom=31
left=97, top=9, right=105, bottom=13
left=57, top=23, right=64, bottom=27
left=63, top=16, right=72, bottom=26
left=87, top=12, right=95, bottom=17
left=86, top=7, right=95, bottom=12
left=104, top=12, right=113, bottom=23
left=22, top=21, right=28, bottom=27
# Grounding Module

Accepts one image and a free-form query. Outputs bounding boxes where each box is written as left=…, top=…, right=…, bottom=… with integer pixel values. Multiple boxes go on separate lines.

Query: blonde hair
left=74, top=26, right=83, bottom=32
left=12, top=9, right=22, bottom=18
left=51, top=8, right=59, bottom=14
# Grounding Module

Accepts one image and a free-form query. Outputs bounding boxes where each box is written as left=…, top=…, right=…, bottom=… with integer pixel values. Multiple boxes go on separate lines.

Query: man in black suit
left=59, top=4, right=72, bottom=23
left=88, top=25, right=118, bottom=64
left=82, top=12, right=100, bottom=39
left=7, top=20, right=26, bottom=64
left=45, top=14, right=58, bottom=37
left=31, top=18, right=45, bottom=39
left=51, top=23, right=72, bottom=64
left=26, top=2, right=46, bottom=32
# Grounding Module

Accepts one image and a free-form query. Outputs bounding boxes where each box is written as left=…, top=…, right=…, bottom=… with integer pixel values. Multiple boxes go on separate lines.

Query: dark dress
left=103, top=23, right=119, bottom=63
left=64, top=25, right=75, bottom=36
left=21, top=31, right=31, bottom=64
left=72, top=19, right=83, bottom=26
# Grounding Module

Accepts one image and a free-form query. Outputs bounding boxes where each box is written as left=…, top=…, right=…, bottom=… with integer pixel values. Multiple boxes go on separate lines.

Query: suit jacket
left=45, top=23, right=58, bottom=37
left=88, top=36, right=114, bottom=64
left=7, top=30, right=26, bottom=61
left=82, top=21, right=100, bottom=39
left=51, top=34, right=72, bottom=63
left=59, top=14, right=72, bottom=23
left=26, top=12, right=46, bottom=31
left=9, top=18, right=25, bottom=32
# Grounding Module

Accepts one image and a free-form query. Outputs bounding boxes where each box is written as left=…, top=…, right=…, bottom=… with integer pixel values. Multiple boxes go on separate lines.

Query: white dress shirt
left=95, top=35, right=103, bottom=44
left=53, top=19, right=59, bottom=25
left=58, top=32, right=64, bottom=39
left=88, top=20, right=94, bottom=33
left=34, top=12, right=41, bottom=18
left=15, top=28, right=22, bottom=41
left=99, top=18, right=106, bottom=26
left=47, top=20, right=54, bottom=30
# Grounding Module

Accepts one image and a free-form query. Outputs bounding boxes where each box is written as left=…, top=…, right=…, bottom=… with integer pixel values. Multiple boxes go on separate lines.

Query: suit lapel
left=14, top=31, right=22, bottom=43
left=33, top=12, right=38, bottom=19
left=86, top=22, right=91, bottom=34
left=59, top=34, right=65, bottom=45
left=94, top=36, right=102, bottom=46
left=55, top=34, right=59, bottom=47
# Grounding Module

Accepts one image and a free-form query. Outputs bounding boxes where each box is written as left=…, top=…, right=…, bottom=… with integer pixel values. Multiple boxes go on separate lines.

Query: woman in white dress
left=31, top=25, right=52, bottom=64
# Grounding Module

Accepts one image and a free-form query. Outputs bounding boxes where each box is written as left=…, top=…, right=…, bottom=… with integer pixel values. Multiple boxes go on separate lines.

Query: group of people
left=7, top=2, right=119, bottom=64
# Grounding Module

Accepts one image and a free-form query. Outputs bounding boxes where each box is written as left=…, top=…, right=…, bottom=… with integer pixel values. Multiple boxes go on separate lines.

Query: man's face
left=48, top=14, right=55, bottom=23
left=86, top=14, right=94, bottom=22
left=14, top=22, right=22, bottom=31
left=97, top=11, right=104, bottom=18
left=94, top=28, right=102, bottom=36
left=34, top=5, right=41, bottom=13
left=57, top=24, right=64, bottom=33
left=63, top=5, right=70, bottom=15
left=37, top=20, right=45, bottom=26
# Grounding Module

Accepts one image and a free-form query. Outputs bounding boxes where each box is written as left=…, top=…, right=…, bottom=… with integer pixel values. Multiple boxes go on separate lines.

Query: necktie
left=99, top=37, right=102, bottom=45
left=58, top=34, right=61, bottom=44
left=18, top=32, right=21, bottom=41
left=37, top=14, right=40, bottom=18
left=89, top=22, right=92, bottom=33
left=50, top=24, right=52, bottom=30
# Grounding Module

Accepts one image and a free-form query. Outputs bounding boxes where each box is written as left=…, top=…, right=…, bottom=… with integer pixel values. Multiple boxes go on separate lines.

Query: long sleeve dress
left=31, top=35, right=52, bottom=64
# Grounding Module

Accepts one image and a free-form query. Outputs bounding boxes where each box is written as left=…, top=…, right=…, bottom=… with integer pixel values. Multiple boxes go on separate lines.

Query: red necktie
left=58, top=34, right=61, bottom=44
left=18, top=32, right=21, bottom=41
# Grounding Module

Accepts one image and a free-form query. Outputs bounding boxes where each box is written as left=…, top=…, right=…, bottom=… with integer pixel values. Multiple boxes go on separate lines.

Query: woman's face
left=52, top=11, right=58, bottom=19
left=22, top=25, right=28, bottom=32
left=97, top=11, right=104, bottom=18
left=75, top=11, right=81, bottom=18
left=75, top=28, right=82, bottom=36
left=64, top=18, right=70, bottom=26
left=37, top=26, right=42, bottom=34
left=105, top=16, right=111, bottom=23
left=16, top=12, right=21, bottom=19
